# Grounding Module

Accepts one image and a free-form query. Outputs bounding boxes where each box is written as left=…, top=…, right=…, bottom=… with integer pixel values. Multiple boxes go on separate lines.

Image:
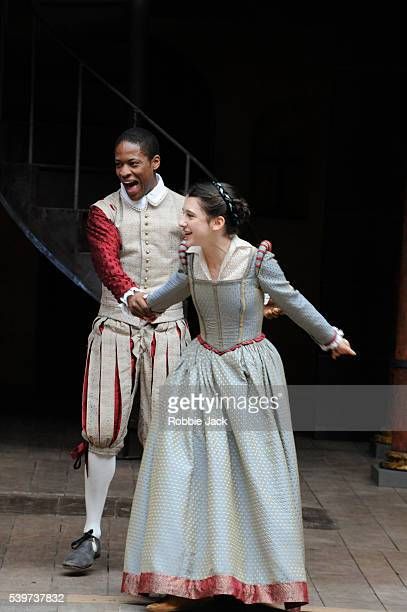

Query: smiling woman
left=121, top=180, right=356, bottom=611
left=179, top=182, right=251, bottom=281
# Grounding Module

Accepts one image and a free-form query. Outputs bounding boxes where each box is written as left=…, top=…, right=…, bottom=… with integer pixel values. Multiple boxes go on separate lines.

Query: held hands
left=127, top=292, right=157, bottom=322
left=263, top=298, right=284, bottom=319
left=331, top=337, right=356, bottom=360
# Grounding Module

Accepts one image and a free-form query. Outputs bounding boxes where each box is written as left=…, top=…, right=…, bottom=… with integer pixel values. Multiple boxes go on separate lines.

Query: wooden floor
left=1, top=429, right=407, bottom=611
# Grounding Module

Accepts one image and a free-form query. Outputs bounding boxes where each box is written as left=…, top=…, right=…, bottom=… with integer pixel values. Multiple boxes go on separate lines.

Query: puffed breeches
left=81, top=316, right=190, bottom=456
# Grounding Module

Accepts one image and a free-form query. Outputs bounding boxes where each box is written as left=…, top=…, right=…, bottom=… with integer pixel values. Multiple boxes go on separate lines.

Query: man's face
left=115, top=140, right=160, bottom=201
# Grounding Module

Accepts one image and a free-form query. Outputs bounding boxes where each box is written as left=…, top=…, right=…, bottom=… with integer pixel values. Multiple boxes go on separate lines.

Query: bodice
left=189, top=258, right=265, bottom=351
left=146, top=237, right=337, bottom=351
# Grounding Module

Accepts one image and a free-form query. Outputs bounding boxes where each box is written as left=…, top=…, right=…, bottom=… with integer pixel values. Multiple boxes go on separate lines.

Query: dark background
left=0, top=1, right=405, bottom=431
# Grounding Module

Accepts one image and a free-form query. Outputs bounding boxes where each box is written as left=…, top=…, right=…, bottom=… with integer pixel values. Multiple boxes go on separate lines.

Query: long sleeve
left=257, top=251, right=337, bottom=347
left=87, top=205, right=138, bottom=301
left=146, top=270, right=191, bottom=313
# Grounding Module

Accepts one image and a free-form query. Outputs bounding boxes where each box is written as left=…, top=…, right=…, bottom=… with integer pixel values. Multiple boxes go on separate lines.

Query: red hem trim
left=121, top=572, right=308, bottom=606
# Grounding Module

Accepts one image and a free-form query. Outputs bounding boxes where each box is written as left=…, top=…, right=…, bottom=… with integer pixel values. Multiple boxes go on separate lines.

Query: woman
left=121, top=181, right=356, bottom=611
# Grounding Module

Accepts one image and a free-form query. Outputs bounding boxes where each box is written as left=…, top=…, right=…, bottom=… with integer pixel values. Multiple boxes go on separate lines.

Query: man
left=63, top=127, right=190, bottom=570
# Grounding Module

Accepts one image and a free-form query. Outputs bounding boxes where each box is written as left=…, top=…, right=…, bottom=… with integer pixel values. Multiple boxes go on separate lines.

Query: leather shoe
left=62, top=529, right=101, bottom=570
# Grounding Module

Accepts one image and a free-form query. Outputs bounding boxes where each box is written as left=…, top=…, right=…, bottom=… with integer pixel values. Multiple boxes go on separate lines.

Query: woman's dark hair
left=186, top=181, right=250, bottom=235
left=115, top=127, right=160, bottom=160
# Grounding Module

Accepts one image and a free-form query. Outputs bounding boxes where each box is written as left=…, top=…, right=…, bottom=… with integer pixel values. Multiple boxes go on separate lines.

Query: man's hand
left=263, top=298, right=283, bottom=319
left=127, top=292, right=156, bottom=320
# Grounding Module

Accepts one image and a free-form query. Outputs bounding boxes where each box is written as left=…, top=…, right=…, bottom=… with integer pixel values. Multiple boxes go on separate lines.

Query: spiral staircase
left=0, top=0, right=214, bottom=301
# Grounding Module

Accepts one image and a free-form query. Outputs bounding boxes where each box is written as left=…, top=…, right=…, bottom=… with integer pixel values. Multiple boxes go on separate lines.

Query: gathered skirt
left=122, top=336, right=308, bottom=606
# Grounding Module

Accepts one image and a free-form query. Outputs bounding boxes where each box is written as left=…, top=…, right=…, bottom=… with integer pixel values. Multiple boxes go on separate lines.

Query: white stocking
left=83, top=452, right=116, bottom=540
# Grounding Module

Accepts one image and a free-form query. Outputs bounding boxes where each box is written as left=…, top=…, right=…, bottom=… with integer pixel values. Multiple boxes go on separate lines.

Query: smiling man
left=62, top=127, right=190, bottom=571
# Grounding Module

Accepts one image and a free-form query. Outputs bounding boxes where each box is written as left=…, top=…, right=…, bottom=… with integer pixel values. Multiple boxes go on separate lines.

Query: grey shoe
left=62, top=529, right=101, bottom=570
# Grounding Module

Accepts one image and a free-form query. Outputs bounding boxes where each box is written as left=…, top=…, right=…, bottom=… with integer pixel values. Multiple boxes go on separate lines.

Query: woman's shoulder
left=255, top=239, right=273, bottom=272
left=178, top=240, right=189, bottom=271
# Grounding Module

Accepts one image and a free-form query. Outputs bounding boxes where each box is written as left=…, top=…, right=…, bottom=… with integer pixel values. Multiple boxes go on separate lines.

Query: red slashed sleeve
left=87, top=205, right=139, bottom=301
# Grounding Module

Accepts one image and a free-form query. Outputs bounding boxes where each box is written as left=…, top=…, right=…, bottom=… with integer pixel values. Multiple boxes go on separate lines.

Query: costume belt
left=197, top=333, right=266, bottom=356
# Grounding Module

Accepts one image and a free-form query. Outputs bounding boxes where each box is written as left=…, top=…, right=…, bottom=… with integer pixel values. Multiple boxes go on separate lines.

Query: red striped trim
left=179, top=241, right=188, bottom=270
left=110, top=346, right=122, bottom=446
left=122, top=571, right=308, bottom=606
left=175, top=321, right=182, bottom=356
left=97, top=336, right=102, bottom=447
left=150, top=332, right=156, bottom=393
left=197, top=333, right=265, bottom=355
left=256, top=239, right=273, bottom=270
left=81, top=341, right=92, bottom=434
left=150, top=332, right=156, bottom=358
left=130, top=338, right=137, bottom=392
left=175, top=322, right=181, bottom=338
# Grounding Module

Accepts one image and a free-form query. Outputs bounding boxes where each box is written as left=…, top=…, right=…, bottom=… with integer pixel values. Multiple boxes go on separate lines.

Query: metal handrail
left=28, top=2, right=215, bottom=209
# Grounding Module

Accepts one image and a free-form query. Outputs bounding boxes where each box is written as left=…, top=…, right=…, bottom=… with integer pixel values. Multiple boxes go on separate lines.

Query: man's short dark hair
left=115, top=127, right=160, bottom=159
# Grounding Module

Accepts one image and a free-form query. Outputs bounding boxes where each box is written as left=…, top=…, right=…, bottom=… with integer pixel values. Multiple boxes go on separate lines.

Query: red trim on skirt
left=121, top=571, right=308, bottom=606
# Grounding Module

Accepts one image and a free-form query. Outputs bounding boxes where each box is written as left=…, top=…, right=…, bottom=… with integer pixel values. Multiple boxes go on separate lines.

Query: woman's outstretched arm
left=258, top=251, right=355, bottom=356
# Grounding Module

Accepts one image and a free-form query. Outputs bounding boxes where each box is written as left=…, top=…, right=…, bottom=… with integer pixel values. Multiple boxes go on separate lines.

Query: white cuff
left=263, top=292, right=270, bottom=306
left=119, top=286, right=140, bottom=315
left=120, top=286, right=141, bottom=305
left=320, top=327, right=344, bottom=351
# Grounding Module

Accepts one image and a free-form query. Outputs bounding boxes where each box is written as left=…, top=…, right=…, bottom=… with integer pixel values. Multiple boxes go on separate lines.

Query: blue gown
left=122, top=240, right=337, bottom=607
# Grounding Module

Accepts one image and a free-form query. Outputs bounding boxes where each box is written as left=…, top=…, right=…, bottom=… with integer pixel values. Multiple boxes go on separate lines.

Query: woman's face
left=179, top=197, right=222, bottom=247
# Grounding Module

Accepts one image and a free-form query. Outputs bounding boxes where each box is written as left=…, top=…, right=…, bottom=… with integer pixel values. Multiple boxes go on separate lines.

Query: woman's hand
left=331, top=337, right=356, bottom=360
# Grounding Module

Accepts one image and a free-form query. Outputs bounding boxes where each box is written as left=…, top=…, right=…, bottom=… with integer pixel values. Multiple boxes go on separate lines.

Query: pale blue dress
left=122, top=237, right=337, bottom=607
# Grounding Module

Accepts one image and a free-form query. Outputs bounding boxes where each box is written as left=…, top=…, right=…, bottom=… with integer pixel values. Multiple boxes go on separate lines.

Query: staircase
left=0, top=0, right=214, bottom=300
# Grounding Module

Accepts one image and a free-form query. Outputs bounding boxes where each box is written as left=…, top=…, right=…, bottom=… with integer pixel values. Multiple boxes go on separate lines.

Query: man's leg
left=137, top=319, right=190, bottom=444
left=125, top=319, right=190, bottom=599
left=63, top=318, right=139, bottom=570
left=83, top=452, right=116, bottom=539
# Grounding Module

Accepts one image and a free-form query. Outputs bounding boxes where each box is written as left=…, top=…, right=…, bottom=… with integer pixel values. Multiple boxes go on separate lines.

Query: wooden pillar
left=381, top=191, right=407, bottom=470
